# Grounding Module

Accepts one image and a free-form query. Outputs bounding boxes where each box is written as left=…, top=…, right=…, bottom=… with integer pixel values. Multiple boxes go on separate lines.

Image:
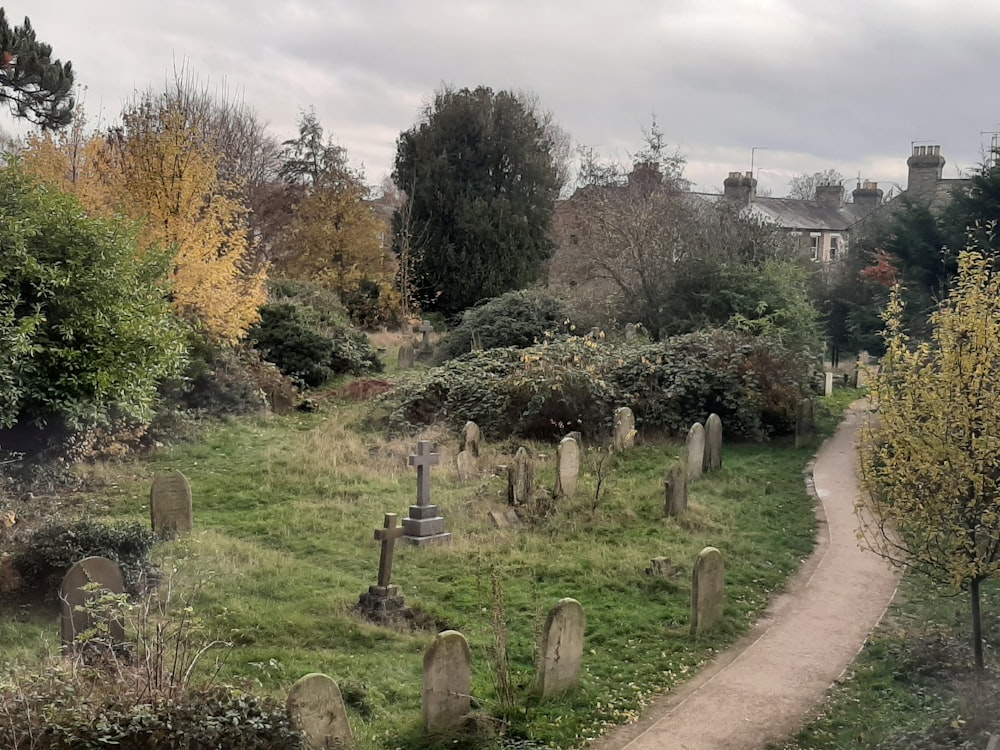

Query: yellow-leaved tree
left=859, top=246, right=1000, bottom=670
left=99, top=99, right=266, bottom=343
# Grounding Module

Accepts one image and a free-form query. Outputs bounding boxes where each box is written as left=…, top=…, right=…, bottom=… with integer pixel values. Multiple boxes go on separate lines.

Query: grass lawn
left=0, top=390, right=860, bottom=749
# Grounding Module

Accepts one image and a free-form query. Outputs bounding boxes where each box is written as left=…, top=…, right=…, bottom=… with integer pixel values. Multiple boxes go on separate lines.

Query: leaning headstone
left=704, top=414, right=723, bottom=472
left=423, top=630, right=471, bottom=731
left=287, top=673, right=353, bottom=750
left=462, top=421, right=482, bottom=458
left=554, top=437, right=580, bottom=497
left=456, top=450, right=476, bottom=482
left=487, top=508, right=521, bottom=529
left=691, top=547, right=725, bottom=636
left=507, top=447, right=534, bottom=507
left=795, top=397, right=816, bottom=448
left=402, top=441, right=451, bottom=545
left=612, top=407, right=635, bottom=451
left=60, top=556, right=126, bottom=651
left=823, top=371, right=834, bottom=397
left=664, top=460, right=688, bottom=516
left=537, top=598, right=586, bottom=698
left=397, top=343, right=415, bottom=369
left=150, top=470, right=193, bottom=537
left=685, top=423, right=705, bottom=482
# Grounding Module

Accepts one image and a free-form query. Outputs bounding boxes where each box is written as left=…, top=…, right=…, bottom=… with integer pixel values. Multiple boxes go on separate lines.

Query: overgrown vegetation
left=442, top=289, right=572, bottom=358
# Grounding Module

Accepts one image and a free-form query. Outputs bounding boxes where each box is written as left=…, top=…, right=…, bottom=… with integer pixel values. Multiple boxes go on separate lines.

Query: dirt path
left=592, top=401, right=901, bottom=750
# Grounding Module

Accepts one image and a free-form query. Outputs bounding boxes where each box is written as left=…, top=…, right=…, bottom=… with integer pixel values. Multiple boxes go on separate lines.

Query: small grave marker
left=554, top=437, right=581, bottom=497
left=665, top=460, right=688, bottom=516
left=704, top=414, right=723, bottom=472
left=612, top=407, right=635, bottom=451
left=537, top=598, right=585, bottom=698
left=287, top=673, right=353, bottom=750
left=488, top=508, right=521, bottom=528
left=686, top=422, right=705, bottom=481
left=402, top=441, right=451, bottom=545
left=507, top=447, right=534, bottom=507
left=150, top=470, right=193, bottom=537
left=397, top=343, right=415, bottom=369
left=59, top=556, right=126, bottom=652
left=691, top=546, right=725, bottom=636
left=456, top=450, right=476, bottom=481
left=462, top=421, right=482, bottom=458
left=419, top=319, right=435, bottom=349
left=423, top=630, right=472, bottom=731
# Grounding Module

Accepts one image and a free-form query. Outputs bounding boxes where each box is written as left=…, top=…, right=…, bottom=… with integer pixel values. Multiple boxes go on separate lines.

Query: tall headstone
left=823, top=371, right=834, bottom=397
left=403, top=442, right=451, bottom=545
left=691, top=546, right=725, bottom=636
left=461, top=421, right=482, bottom=458
left=286, top=673, right=353, bottom=750
left=149, top=470, right=193, bottom=538
left=507, top=447, right=534, bottom=507
left=60, top=556, right=126, bottom=651
left=854, top=351, right=870, bottom=388
left=536, top=598, right=586, bottom=698
left=612, top=407, right=635, bottom=451
left=795, top=397, right=816, bottom=448
left=704, top=413, right=723, bottom=472
left=664, top=460, right=688, bottom=516
left=456, top=450, right=476, bottom=482
left=423, top=630, right=471, bottom=731
left=686, top=423, right=705, bottom=482
left=554, top=437, right=580, bottom=497
left=397, top=343, right=415, bottom=369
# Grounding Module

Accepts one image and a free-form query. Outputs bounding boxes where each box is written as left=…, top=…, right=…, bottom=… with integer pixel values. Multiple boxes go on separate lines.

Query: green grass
left=2, top=399, right=834, bottom=749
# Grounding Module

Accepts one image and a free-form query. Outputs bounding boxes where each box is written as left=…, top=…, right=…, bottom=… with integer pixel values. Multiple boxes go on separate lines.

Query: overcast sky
left=9, top=1, right=1000, bottom=197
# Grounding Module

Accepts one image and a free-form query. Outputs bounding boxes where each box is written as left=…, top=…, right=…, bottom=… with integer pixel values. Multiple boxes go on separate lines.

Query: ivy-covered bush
left=442, top=289, right=573, bottom=358
left=249, top=302, right=383, bottom=387
left=375, top=330, right=809, bottom=440
left=11, top=519, right=155, bottom=596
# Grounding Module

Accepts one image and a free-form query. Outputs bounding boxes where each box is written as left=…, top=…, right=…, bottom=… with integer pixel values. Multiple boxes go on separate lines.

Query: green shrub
left=11, top=519, right=155, bottom=596
left=442, top=289, right=573, bottom=358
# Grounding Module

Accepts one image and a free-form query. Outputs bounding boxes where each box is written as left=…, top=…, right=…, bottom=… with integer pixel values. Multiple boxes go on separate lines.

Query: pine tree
left=0, top=10, right=74, bottom=129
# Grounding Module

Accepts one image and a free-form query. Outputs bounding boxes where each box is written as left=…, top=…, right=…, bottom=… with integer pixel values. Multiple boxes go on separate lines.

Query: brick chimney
left=906, top=145, right=945, bottom=197
left=815, top=183, right=843, bottom=207
left=852, top=180, right=883, bottom=209
left=723, top=171, right=756, bottom=203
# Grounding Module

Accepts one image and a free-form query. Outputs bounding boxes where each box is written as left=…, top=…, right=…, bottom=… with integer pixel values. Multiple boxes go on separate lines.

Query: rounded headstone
left=462, top=421, right=482, bottom=458
left=150, top=470, right=193, bottom=537
left=286, top=673, right=353, bottom=750
left=507, top=447, right=534, bottom=507
left=686, top=423, right=706, bottom=481
left=456, top=450, right=476, bottom=482
left=537, top=598, right=586, bottom=698
left=555, top=437, right=581, bottom=497
left=704, top=413, right=723, bottom=472
left=613, top=407, right=635, bottom=451
left=423, top=630, right=471, bottom=731
left=691, top=546, right=725, bottom=636
left=60, top=556, right=126, bottom=649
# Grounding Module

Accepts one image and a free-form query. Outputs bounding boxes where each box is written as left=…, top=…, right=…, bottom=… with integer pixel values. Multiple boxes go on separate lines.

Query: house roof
left=747, top=197, right=875, bottom=232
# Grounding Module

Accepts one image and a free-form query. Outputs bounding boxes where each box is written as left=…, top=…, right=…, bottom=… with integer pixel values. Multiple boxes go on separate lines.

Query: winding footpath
left=593, top=402, right=902, bottom=750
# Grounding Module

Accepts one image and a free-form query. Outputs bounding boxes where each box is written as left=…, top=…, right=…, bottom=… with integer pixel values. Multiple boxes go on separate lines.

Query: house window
left=809, top=233, right=821, bottom=262
left=830, top=235, right=840, bottom=261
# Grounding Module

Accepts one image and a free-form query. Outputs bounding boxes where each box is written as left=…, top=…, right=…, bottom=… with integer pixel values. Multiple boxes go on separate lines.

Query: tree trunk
left=971, top=577, right=985, bottom=670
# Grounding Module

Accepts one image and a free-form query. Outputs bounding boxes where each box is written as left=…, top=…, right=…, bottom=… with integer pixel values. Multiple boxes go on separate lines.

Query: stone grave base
left=356, top=585, right=411, bottom=626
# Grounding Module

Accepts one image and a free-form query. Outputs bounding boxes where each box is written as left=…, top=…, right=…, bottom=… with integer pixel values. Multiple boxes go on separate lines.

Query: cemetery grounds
left=1, top=386, right=860, bottom=749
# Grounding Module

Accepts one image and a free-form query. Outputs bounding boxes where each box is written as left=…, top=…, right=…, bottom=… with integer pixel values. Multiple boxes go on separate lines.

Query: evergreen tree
left=0, top=10, right=74, bottom=129
left=392, top=86, right=559, bottom=317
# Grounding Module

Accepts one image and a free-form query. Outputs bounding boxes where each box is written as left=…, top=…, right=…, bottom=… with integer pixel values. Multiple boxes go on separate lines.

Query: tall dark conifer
left=0, top=10, right=74, bottom=129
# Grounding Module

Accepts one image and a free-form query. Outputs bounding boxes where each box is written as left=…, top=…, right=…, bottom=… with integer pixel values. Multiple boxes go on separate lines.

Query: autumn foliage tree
left=859, top=247, right=1000, bottom=669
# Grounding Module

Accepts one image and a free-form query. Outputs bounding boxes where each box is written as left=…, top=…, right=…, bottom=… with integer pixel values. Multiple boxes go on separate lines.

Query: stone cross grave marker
left=686, top=422, right=705, bottom=482
left=419, top=319, right=435, bottom=349
left=397, top=343, right=415, bottom=369
left=286, top=673, right=353, bottom=750
left=795, top=397, right=816, bottom=448
left=507, top=447, right=534, bottom=507
left=60, top=556, right=126, bottom=652
left=403, top=441, right=451, bottom=545
left=691, top=546, right=725, bottom=636
left=150, top=470, right=193, bottom=538
left=423, top=630, right=472, bottom=732
left=612, top=407, right=635, bottom=451
left=665, top=459, right=688, bottom=516
left=536, top=598, right=586, bottom=698
left=456, top=450, right=476, bottom=482
left=357, top=514, right=408, bottom=621
left=461, top=420, right=481, bottom=458
left=554, top=436, right=580, bottom=497
left=704, top=413, right=723, bottom=472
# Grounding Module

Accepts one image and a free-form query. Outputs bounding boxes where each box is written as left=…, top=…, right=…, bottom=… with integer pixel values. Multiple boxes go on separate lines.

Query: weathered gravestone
left=795, top=397, right=816, bottom=448
left=488, top=508, right=522, bottom=529
left=691, top=546, right=725, bottom=636
left=456, top=450, right=476, bottom=482
left=664, top=460, right=688, bottom=516
left=566, top=431, right=582, bottom=449
left=507, top=447, right=534, bottom=507
left=824, top=371, right=834, bottom=397
left=854, top=351, right=870, bottom=388
left=423, top=630, right=471, bottom=732
left=554, top=436, right=580, bottom=497
left=357, top=513, right=408, bottom=622
left=612, top=407, right=635, bottom=451
left=150, top=470, right=193, bottom=537
left=461, top=421, right=481, bottom=458
left=397, top=343, right=415, bottom=369
left=419, top=319, right=435, bottom=349
left=686, top=422, right=705, bottom=482
left=403, top=442, right=451, bottom=545
left=537, top=598, right=585, bottom=698
left=624, top=322, right=637, bottom=340
left=60, top=556, right=126, bottom=651
left=704, top=413, right=723, bottom=472
left=286, top=673, right=353, bottom=750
